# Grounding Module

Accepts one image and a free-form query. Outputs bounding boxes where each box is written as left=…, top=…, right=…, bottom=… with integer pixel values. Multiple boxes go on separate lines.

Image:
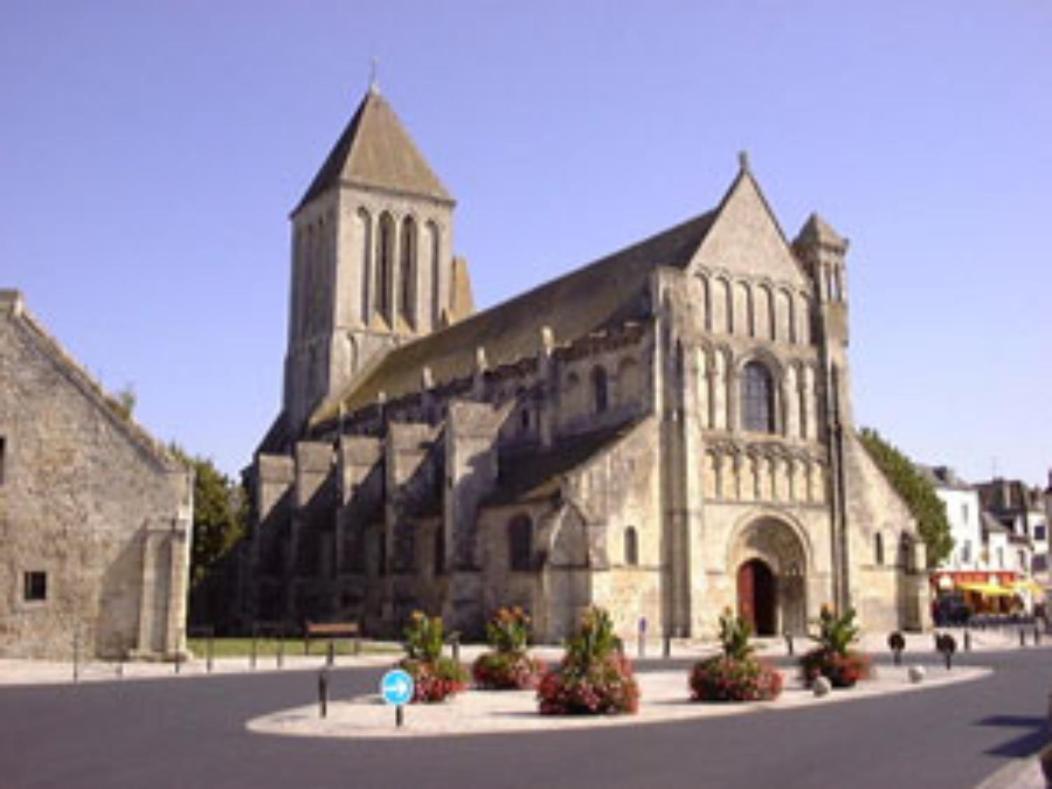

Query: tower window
left=400, top=216, right=417, bottom=326
left=741, top=361, right=774, bottom=432
left=592, top=366, right=609, bottom=414
left=24, top=571, right=46, bottom=602
left=624, top=527, right=639, bottom=566
left=508, top=514, right=533, bottom=571
left=377, top=213, right=394, bottom=322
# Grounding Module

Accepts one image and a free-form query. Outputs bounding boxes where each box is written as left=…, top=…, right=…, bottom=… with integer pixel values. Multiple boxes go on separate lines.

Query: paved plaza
left=0, top=631, right=1049, bottom=788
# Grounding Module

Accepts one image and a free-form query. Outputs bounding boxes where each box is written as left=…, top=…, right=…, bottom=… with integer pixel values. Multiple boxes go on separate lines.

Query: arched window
left=433, top=527, right=445, bottom=575
left=624, top=527, right=639, bottom=566
left=874, top=533, right=884, bottom=565
left=377, top=213, right=394, bottom=322
left=899, top=533, right=915, bottom=572
left=508, top=514, right=533, bottom=571
left=741, top=361, right=775, bottom=432
left=592, top=366, right=608, bottom=414
left=428, top=221, right=440, bottom=327
left=400, top=216, right=416, bottom=326
left=357, top=208, right=372, bottom=321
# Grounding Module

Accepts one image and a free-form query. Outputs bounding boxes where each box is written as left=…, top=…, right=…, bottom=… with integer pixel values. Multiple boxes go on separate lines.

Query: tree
left=112, top=384, right=136, bottom=420
left=169, top=445, right=246, bottom=585
left=857, top=427, right=953, bottom=566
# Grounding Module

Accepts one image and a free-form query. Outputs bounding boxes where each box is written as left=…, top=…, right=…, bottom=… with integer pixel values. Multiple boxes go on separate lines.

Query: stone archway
left=728, top=515, right=809, bottom=635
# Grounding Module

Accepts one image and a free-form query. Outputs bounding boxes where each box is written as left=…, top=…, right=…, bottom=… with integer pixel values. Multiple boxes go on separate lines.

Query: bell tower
left=283, top=84, right=469, bottom=431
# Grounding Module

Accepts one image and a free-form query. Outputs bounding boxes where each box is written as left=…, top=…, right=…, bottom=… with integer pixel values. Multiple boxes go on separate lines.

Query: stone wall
left=0, top=293, right=192, bottom=659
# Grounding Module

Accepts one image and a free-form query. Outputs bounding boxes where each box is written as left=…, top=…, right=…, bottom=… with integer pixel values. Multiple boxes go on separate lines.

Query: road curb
left=975, top=757, right=1043, bottom=789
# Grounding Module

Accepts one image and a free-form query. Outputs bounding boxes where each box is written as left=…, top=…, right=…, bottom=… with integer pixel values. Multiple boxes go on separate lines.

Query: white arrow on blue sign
left=380, top=669, right=415, bottom=706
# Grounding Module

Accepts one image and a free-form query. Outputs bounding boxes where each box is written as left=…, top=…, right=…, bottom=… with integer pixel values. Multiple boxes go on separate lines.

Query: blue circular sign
left=380, top=669, right=415, bottom=706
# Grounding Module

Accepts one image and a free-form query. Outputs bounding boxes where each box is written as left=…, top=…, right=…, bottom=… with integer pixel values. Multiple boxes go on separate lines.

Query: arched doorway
left=737, top=559, right=777, bottom=635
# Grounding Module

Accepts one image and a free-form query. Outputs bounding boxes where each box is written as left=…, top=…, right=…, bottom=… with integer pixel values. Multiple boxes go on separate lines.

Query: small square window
left=24, top=571, right=47, bottom=602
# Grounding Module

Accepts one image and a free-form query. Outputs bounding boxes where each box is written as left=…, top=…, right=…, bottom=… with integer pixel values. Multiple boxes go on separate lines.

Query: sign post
left=380, top=668, right=414, bottom=728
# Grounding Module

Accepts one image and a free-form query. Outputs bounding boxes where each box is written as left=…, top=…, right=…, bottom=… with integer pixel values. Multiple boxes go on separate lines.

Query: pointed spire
left=737, top=150, right=751, bottom=173
left=797, top=212, right=848, bottom=251
left=294, top=87, right=453, bottom=212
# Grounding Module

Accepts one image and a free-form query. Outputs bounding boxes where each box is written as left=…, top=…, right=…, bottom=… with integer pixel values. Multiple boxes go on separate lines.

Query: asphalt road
left=1, top=649, right=1050, bottom=789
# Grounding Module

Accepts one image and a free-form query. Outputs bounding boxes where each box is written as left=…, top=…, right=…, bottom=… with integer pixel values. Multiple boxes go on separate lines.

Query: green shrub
left=689, top=610, right=782, bottom=702
left=398, top=611, right=467, bottom=702
left=799, top=606, right=871, bottom=688
left=472, top=608, right=546, bottom=690
left=537, top=606, right=639, bottom=715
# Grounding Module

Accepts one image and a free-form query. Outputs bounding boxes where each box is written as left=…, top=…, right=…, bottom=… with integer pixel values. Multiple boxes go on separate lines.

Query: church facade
left=243, top=87, right=930, bottom=641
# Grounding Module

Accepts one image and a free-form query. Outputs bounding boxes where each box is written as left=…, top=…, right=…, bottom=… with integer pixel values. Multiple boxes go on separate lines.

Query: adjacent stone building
left=0, top=291, right=193, bottom=659
left=242, top=86, right=929, bottom=641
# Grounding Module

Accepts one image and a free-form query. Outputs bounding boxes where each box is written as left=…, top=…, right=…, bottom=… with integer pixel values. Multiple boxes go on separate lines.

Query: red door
left=738, top=559, right=776, bottom=635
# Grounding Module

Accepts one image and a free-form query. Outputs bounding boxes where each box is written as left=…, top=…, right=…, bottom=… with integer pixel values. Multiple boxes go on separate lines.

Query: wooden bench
left=303, top=621, right=361, bottom=656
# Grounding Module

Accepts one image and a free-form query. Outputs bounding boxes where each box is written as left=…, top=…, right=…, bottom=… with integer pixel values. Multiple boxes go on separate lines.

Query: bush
left=472, top=608, right=546, bottom=690
left=689, top=655, right=783, bottom=701
left=400, top=656, right=469, bottom=703
left=799, top=606, right=871, bottom=688
left=689, top=610, right=782, bottom=702
left=537, top=607, right=639, bottom=715
left=399, top=611, right=467, bottom=703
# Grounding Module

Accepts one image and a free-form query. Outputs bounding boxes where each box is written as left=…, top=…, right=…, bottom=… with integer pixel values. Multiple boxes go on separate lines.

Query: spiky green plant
left=717, top=608, right=754, bottom=661
left=812, top=605, right=860, bottom=656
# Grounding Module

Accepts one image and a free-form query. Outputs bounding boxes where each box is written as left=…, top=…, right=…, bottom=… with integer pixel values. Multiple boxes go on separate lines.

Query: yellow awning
left=957, top=582, right=1017, bottom=597
left=1012, top=580, right=1045, bottom=596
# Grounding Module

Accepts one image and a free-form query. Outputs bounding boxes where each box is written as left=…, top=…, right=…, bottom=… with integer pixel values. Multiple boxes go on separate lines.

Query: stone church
left=243, top=85, right=930, bottom=641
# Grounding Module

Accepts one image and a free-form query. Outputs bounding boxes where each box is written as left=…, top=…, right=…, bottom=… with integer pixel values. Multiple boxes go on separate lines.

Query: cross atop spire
left=368, top=56, right=380, bottom=95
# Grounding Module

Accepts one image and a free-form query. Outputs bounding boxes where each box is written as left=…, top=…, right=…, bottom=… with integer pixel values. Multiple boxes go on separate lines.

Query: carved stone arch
left=695, top=271, right=712, bottom=332
left=754, top=282, right=774, bottom=341
left=731, top=279, right=752, bottom=337
left=712, top=276, right=732, bottom=334
left=797, top=290, right=813, bottom=345
left=726, top=509, right=812, bottom=634
left=376, top=211, right=396, bottom=323
left=777, top=287, right=795, bottom=344
left=425, top=219, right=441, bottom=329
left=726, top=507, right=814, bottom=575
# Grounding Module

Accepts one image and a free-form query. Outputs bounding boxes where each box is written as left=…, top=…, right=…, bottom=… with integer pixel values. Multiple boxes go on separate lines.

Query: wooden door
left=738, top=559, right=777, bottom=635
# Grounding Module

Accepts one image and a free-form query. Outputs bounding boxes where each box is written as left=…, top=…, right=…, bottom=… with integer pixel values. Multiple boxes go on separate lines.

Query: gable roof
left=1, top=290, right=184, bottom=473
left=311, top=206, right=718, bottom=423
left=295, top=89, right=453, bottom=212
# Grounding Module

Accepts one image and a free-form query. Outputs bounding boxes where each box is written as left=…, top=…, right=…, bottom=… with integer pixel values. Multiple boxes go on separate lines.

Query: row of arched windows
left=697, top=272, right=812, bottom=345
left=698, top=348, right=819, bottom=441
left=358, top=208, right=442, bottom=330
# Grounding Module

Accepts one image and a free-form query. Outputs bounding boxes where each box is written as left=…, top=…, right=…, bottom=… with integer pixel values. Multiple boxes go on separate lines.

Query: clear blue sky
left=2, top=2, right=1049, bottom=486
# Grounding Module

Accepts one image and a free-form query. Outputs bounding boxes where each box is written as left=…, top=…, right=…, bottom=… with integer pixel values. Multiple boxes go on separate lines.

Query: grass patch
left=187, top=637, right=399, bottom=659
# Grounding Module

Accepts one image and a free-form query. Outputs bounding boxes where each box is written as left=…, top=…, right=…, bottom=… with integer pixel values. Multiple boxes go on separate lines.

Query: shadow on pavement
left=976, top=715, right=1049, bottom=758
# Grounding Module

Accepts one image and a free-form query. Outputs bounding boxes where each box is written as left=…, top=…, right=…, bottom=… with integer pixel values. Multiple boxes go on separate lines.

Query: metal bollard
left=250, top=632, right=258, bottom=670
left=785, top=633, right=794, bottom=657
left=1021, top=628, right=1027, bottom=647
left=318, top=668, right=329, bottom=718
left=396, top=705, right=404, bottom=728
left=327, top=640, right=335, bottom=668
left=964, top=630, right=971, bottom=651
left=207, top=633, right=214, bottom=674
left=451, top=633, right=460, bottom=663
left=663, top=634, right=671, bottom=659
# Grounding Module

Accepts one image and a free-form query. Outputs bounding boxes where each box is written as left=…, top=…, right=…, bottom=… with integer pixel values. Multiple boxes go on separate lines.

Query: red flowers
left=689, top=656, right=783, bottom=702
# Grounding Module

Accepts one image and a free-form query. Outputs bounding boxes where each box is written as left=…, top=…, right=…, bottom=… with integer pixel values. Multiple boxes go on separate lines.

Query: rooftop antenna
left=368, top=56, right=380, bottom=95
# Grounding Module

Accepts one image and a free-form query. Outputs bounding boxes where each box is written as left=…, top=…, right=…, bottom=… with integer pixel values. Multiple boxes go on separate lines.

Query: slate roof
left=295, top=89, right=453, bottom=212
left=916, top=463, right=972, bottom=491
left=486, top=423, right=640, bottom=506
left=312, top=206, right=718, bottom=423
left=981, top=512, right=1010, bottom=534
left=797, top=212, right=847, bottom=250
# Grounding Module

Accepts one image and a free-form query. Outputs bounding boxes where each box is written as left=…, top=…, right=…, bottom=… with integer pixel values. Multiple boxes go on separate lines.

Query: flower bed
left=799, top=606, right=871, bottom=689
left=471, top=608, right=546, bottom=690
left=537, top=607, right=639, bottom=715
left=398, top=611, right=468, bottom=703
left=688, top=609, right=782, bottom=702
left=689, top=655, right=783, bottom=701
left=799, top=648, right=870, bottom=688
left=400, top=656, right=469, bottom=703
